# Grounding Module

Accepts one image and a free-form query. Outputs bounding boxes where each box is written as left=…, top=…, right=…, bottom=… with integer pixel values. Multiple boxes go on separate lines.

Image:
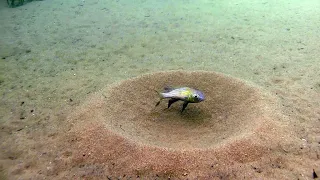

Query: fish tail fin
left=163, top=85, right=174, bottom=93
left=140, top=85, right=165, bottom=107
left=154, top=89, right=164, bottom=106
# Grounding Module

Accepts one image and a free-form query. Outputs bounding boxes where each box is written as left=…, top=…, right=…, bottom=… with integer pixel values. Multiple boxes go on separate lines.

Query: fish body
left=156, top=86, right=205, bottom=113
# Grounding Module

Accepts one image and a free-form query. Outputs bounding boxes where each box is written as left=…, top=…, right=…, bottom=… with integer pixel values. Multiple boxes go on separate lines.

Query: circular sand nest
left=98, top=71, right=279, bottom=150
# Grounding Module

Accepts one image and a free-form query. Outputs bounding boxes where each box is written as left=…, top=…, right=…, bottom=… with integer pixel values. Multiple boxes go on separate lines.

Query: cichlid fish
left=155, top=86, right=205, bottom=113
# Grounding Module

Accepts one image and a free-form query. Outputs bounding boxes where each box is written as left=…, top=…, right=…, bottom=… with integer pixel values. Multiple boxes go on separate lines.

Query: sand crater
left=100, top=71, right=275, bottom=150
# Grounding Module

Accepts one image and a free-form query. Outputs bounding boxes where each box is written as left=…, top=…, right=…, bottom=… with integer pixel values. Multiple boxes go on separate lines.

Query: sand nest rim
left=80, top=70, right=281, bottom=151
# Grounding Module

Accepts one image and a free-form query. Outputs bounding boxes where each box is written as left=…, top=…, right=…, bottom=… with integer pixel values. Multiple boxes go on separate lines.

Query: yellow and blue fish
left=155, top=86, right=205, bottom=113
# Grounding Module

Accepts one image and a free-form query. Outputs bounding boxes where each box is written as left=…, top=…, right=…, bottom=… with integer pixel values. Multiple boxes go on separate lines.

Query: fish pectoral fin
left=181, top=102, right=189, bottom=113
left=168, top=98, right=179, bottom=108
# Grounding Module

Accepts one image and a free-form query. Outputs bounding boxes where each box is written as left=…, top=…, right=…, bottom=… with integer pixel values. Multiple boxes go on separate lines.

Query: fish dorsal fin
left=163, top=85, right=174, bottom=93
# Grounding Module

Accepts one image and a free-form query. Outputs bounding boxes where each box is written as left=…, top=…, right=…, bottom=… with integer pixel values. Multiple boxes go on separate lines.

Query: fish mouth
left=198, top=96, right=205, bottom=102
left=197, top=92, right=205, bottom=102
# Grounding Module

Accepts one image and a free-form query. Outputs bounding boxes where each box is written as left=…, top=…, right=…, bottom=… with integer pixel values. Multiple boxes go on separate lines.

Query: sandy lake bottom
left=0, top=0, right=319, bottom=179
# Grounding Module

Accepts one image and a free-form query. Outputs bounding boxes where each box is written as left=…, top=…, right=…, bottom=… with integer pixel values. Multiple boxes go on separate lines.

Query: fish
left=155, top=86, right=205, bottom=113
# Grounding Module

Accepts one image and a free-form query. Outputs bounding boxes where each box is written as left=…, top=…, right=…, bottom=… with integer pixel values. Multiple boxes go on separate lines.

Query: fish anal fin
left=168, top=98, right=179, bottom=108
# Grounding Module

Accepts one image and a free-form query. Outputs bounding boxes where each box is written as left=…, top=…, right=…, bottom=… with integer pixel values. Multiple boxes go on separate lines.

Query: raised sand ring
left=65, top=71, right=287, bottom=177
left=101, top=71, right=281, bottom=150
